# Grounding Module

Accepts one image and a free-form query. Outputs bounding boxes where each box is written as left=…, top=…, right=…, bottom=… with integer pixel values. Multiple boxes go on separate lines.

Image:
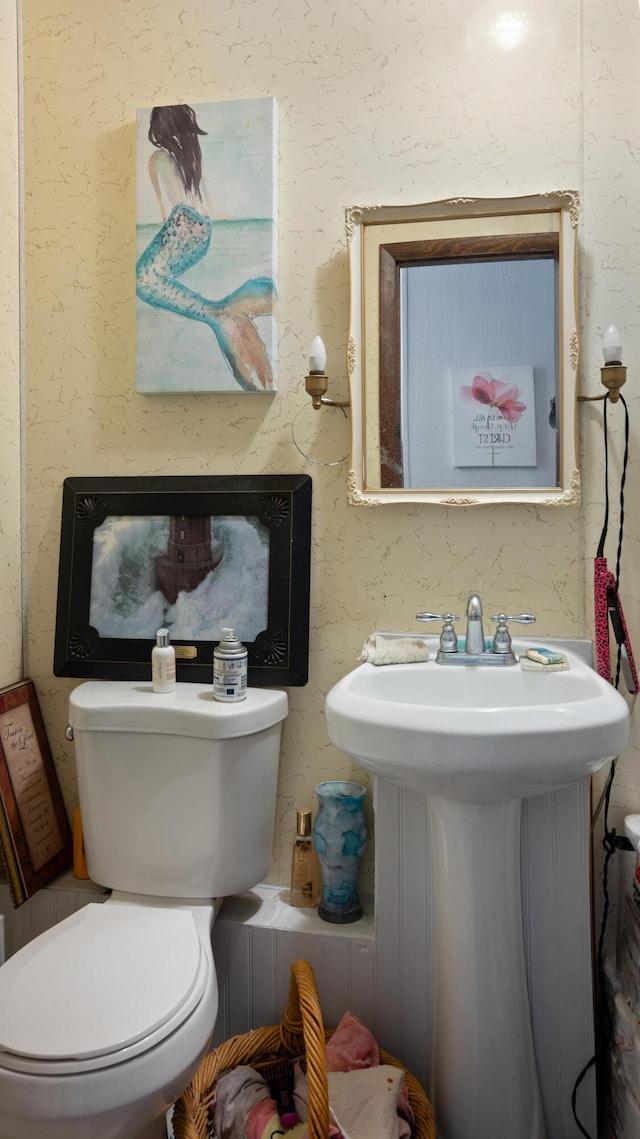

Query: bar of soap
left=520, top=655, right=569, bottom=672
left=525, top=648, right=567, bottom=666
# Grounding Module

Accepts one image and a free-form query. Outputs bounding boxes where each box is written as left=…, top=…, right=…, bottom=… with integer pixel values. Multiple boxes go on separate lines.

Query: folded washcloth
left=329, top=1066, right=405, bottom=1139
left=294, top=1064, right=409, bottom=1139
left=358, top=634, right=430, bottom=665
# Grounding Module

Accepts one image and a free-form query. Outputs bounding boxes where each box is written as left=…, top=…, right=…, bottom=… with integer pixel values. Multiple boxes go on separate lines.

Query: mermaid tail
left=136, top=204, right=276, bottom=391
left=208, top=279, right=276, bottom=391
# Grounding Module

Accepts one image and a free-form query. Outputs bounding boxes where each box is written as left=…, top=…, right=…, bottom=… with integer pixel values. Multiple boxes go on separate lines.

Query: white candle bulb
left=603, top=324, right=623, bottom=365
left=309, top=336, right=327, bottom=373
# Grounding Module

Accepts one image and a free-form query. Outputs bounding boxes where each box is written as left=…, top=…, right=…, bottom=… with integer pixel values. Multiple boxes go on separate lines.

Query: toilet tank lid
left=69, top=681, right=288, bottom=739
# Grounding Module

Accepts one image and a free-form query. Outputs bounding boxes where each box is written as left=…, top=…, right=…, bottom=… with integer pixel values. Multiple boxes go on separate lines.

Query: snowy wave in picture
left=89, top=515, right=269, bottom=641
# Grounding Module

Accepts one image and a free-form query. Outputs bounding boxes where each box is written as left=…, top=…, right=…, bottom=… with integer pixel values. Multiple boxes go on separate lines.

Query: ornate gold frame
left=345, top=192, right=580, bottom=507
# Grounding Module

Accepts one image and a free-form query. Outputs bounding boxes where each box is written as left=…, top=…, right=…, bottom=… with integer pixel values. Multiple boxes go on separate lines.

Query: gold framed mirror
left=345, top=192, right=580, bottom=506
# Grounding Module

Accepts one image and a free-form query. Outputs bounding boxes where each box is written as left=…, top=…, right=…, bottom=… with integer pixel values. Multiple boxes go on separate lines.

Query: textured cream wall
left=20, top=0, right=640, bottom=891
left=581, top=3, right=640, bottom=869
left=0, top=0, right=22, bottom=689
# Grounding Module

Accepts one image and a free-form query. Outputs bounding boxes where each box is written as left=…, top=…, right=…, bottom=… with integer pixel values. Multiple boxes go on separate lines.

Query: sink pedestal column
left=427, top=795, right=547, bottom=1139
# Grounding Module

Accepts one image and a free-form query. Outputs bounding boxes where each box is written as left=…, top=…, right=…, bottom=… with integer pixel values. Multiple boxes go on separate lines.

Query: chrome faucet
left=416, top=593, right=536, bottom=666
left=464, top=594, right=485, bottom=655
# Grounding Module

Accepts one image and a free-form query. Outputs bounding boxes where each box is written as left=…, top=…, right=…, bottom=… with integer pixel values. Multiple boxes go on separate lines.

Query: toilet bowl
left=0, top=681, right=288, bottom=1139
left=0, top=898, right=217, bottom=1139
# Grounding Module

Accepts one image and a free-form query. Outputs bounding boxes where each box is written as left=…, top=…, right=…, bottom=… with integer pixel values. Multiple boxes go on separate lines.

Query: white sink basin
left=325, top=639, right=630, bottom=802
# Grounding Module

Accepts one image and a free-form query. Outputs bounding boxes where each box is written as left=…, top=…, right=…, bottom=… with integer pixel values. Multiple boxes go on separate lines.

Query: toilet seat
left=0, top=902, right=209, bottom=1076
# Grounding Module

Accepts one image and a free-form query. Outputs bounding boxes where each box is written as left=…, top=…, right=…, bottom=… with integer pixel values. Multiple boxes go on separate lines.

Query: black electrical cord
left=571, top=392, right=632, bottom=1138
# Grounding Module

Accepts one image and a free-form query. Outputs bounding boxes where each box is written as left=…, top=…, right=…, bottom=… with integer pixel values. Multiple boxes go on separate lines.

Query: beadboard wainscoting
left=214, top=775, right=596, bottom=1139
left=212, top=886, right=376, bottom=1043
left=0, top=869, right=108, bottom=958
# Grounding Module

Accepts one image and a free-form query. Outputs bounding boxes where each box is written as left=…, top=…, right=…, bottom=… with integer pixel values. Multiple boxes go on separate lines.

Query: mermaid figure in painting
left=136, top=104, right=275, bottom=392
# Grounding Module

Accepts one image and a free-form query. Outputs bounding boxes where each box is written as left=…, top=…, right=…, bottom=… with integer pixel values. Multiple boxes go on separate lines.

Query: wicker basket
left=173, top=958, right=436, bottom=1139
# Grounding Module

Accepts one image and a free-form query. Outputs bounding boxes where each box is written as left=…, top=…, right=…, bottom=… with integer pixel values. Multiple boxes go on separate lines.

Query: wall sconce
left=578, top=325, right=628, bottom=403
left=305, top=336, right=350, bottom=410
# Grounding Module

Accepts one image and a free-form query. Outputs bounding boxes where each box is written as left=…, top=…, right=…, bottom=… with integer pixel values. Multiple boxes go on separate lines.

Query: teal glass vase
left=313, top=781, right=368, bottom=923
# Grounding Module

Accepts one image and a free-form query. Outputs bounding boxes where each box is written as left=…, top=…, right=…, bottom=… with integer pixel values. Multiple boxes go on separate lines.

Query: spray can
left=213, top=628, right=248, bottom=702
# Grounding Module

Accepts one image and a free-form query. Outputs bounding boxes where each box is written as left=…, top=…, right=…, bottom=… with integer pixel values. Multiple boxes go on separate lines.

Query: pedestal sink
left=325, top=641, right=630, bottom=1139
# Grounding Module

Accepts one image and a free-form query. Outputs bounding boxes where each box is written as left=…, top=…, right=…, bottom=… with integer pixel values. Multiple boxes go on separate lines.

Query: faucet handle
left=490, top=613, right=536, bottom=655
left=416, top=612, right=460, bottom=623
left=490, top=613, right=536, bottom=625
left=416, top=612, right=460, bottom=654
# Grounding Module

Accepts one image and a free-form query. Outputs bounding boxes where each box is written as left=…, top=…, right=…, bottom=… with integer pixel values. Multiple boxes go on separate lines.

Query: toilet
left=0, top=679, right=288, bottom=1139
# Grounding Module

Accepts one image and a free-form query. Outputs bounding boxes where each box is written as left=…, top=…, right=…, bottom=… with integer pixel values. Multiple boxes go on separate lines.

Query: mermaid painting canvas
left=135, top=97, right=277, bottom=394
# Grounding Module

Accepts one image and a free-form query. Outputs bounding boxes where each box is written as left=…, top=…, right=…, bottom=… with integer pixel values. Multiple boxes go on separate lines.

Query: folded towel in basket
left=358, top=633, right=430, bottom=665
left=292, top=1062, right=406, bottom=1139
left=329, top=1066, right=406, bottom=1139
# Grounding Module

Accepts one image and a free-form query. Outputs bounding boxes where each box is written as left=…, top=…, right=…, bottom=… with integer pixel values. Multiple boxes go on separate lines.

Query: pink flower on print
left=460, top=371, right=527, bottom=423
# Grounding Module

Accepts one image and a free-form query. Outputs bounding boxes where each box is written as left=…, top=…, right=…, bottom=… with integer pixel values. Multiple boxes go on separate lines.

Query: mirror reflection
left=346, top=194, right=580, bottom=506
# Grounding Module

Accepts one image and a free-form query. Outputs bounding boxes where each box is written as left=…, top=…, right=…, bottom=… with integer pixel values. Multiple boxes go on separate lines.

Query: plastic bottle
left=213, top=628, right=248, bottom=702
left=289, top=809, right=319, bottom=907
left=72, top=806, right=90, bottom=880
left=152, top=628, right=176, bottom=693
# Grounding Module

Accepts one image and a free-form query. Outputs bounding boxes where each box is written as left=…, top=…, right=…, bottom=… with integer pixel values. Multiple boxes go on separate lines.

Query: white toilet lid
left=0, top=902, right=205, bottom=1064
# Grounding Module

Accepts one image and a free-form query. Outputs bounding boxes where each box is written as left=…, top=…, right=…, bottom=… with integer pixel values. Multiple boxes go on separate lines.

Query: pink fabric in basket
left=246, top=1101, right=278, bottom=1139
left=324, top=1012, right=414, bottom=1135
left=325, top=1012, right=380, bottom=1072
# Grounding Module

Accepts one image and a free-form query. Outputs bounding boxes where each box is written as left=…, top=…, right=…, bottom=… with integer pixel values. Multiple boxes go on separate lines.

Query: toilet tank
left=68, top=681, right=288, bottom=898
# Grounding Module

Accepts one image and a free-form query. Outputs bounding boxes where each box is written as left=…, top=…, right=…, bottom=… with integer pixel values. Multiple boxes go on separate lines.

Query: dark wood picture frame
left=0, top=680, right=73, bottom=907
left=54, top=475, right=312, bottom=686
